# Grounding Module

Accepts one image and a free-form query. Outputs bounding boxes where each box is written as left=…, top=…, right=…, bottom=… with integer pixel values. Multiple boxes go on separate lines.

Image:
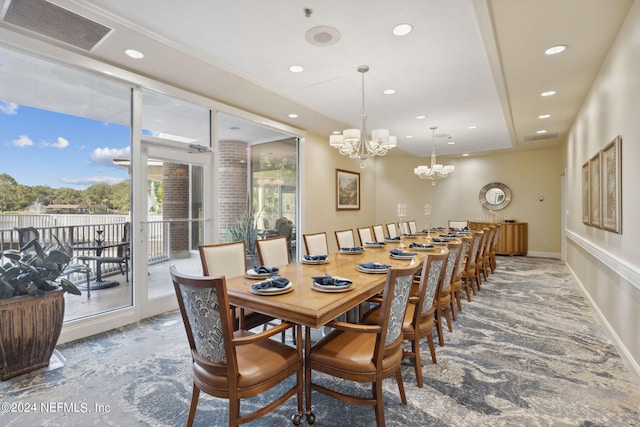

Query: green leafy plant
left=227, top=196, right=261, bottom=255
left=0, top=235, right=86, bottom=299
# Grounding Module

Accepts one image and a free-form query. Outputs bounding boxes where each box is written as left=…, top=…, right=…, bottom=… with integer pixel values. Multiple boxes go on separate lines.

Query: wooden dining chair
left=256, top=236, right=290, bottom=267
left=473, top=228, right=490, bottom=290
left=397, top=221, right=409, bottom=235
left=362, top=251, right=448, bottom=388
left=304, top=264, right=421, bottom=427
left=169, top=267, right=303, bottom=427
left=334, top=229, right=356, bottom=249
left=461, top=230, right=483, bottom=299
left=434, top=241, right=462, bottom=346
left=479, top=225, right=496, bottom=281
left=199, top=241, right=274, bottom=331
left=451, top=235, right=472, bottom=312
left=489, top=224, right=501, bottom=273
left=357, top=226, right=374, bottom=245
left=303, top=232, right=329, bottom=256
left=386, top=223, right=398, bottom=238
left=372, top=224, right=386, bottom=242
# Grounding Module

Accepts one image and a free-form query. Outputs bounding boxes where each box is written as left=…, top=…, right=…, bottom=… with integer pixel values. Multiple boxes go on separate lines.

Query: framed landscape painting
left=582, top=161, right=590, bottom=225
left=589, top=152, right=601, bottom=228
left=336, top=169, right=360, bottom=210
left=601, top=136, right=622, bottom=233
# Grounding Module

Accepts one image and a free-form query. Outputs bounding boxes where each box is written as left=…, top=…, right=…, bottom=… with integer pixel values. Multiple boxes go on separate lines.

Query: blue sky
left=1, top=100, right=130, bottom=188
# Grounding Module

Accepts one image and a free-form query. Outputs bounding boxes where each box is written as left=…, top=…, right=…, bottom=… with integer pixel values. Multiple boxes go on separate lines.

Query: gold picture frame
left=601, top=136, right=622, bottom=233
left=336, top=169, right=360, bottom=210
left=589, top=152, right=601, bottom=228
left=582, top=161, right=590, bottom=225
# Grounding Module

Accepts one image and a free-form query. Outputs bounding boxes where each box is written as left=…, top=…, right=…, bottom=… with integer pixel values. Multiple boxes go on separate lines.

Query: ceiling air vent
left=523, top=132, right=560, bottom=142
left=2, top=0, right=112, bottom=51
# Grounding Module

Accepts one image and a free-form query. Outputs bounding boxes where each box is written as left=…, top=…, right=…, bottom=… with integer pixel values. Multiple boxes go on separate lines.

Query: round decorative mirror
left=479, top=182, right=512, bottom=210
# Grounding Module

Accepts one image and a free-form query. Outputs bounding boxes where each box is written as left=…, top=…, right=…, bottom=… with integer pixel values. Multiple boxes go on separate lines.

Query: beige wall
left=564, top=0, right=640, bottom=375
left=300, top=133, right=563, bottom=257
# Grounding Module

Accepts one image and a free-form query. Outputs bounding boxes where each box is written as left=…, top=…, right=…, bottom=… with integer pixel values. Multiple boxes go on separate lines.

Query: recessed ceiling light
left=545, top=45, right=567, bottom=55
left=289, top=65, right=304, bottom=73
left=538, top=114, right=551, bottom=119
left=288, top=113, right=298, bottom=118
left=541, top=90, right=556, bottom=97
left=406, top=135, right=414, bottom=139
left=415, top=115, right=426, bottom=120
left=383, top=89, right=396, bottom=95
left=392, top=23, right=413, bottom=36
left=462, top=153, right=469, bottom=157
left=124, top=49, right=144, bottom=59
left=537, top=130, right=547, bottom=134
left=468, top=125, right=477, bottom=129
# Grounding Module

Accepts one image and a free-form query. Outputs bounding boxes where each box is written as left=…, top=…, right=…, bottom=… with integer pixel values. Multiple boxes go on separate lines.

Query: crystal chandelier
left=414, top=126, right=455, bottom=186
left=329, top=65, right=396, bottom=168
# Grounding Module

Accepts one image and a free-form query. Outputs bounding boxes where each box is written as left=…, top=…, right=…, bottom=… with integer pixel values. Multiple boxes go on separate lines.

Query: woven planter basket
left=0, top=289, right=64, bottom=380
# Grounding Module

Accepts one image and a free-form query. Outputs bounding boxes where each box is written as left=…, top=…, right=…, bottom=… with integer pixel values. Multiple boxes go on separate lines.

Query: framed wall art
left=589, top=152, right=601, bottom=228
left=582, top=161, right=590, bottom=225
left=601, top=135, right=622, bottom=233
left=336, top=169, right=360, bottom=210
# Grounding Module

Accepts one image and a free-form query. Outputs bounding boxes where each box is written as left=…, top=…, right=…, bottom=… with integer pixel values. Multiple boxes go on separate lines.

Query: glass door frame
left=134, top=138, right=213, bottom=318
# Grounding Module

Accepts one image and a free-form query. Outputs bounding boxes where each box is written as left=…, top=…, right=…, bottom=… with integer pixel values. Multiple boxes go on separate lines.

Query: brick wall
left=217, top=140, right=249, bottom=243
left=162, top=162, right=190, bottom=258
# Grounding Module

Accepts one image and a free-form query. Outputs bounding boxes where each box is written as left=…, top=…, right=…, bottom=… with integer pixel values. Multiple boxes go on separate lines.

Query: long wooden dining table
left=224, top=239, right=447, bottom=329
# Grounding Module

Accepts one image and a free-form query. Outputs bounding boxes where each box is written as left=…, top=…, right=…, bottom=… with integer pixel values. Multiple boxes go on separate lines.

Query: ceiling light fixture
left=414, top=126, right=455, bottom=186
left=545, top=45, right=567, bottom=55
left=393, top=23, right=413, bottom=36
left=541, top=90, right=556, bottom=97
left=288, top=65, right=304, bottom=73
left=329, top=65, right=396, bottom=168
left=538, top=114, right=551, bottom=119
left=124, top=49, right=144, bottom=59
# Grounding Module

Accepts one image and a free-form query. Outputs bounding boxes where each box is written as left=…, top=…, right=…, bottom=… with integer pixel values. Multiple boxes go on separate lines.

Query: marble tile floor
left=2, top=256, right=640, bottom=426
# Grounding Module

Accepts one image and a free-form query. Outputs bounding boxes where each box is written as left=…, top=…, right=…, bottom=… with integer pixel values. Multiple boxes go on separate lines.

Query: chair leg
left=443, top=307, right=453, bottom=332
left=450, top=294, right=457, bottom=321
left=395, top=369, right=407, bottom=405
left=373, top=380, right=386, bottom=427
left=186, top=385, right=200, bottom=427
left=435, top=311, right=445, bottom=347
left=427, top=334, right=437, bottom=364
left=413, top=338, right=424, bottom=388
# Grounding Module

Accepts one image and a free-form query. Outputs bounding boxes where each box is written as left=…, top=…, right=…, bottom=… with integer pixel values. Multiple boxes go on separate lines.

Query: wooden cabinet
left=468, top=222, right=528, bottom=256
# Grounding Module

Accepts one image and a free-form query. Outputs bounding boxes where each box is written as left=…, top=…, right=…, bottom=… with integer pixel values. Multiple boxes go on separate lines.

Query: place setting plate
left=244, top=268, right=278, bottom=279
left=390, top=254, right=417, bottom=260
left=301, top=257, right=329, bottom=265
left=250, top=280, right=294, bottom=296
left=363, top=242, right=386, bottom=248
left=408, top=245, right=436, bottom=252
left=357, top=263, right=390, bottom=274
left=339, top=247, right=364, bottom=255
left=312, top=277, right=353, bottom=293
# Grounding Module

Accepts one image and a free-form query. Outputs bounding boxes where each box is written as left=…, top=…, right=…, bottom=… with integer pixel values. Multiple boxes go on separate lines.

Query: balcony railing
left=0, top=214, right=173, bottom=284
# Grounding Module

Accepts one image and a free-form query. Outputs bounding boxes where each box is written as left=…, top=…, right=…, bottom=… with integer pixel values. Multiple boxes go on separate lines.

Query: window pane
left=141, top=89, right=209, bottom=146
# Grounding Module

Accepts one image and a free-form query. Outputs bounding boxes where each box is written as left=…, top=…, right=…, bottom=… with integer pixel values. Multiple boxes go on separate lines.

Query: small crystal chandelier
left=414, top=126, right=455, bottom=186
left=329, top=65, right=396, bottom=168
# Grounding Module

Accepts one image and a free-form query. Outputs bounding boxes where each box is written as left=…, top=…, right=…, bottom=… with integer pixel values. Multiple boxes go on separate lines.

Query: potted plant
left=227, top=196, right=261, bottom=265
left=0, top=235, right=86, bottom=380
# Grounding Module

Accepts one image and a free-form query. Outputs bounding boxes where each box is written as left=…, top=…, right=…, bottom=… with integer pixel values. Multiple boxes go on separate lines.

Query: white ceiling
left=0, top=0, right=634, bottom=159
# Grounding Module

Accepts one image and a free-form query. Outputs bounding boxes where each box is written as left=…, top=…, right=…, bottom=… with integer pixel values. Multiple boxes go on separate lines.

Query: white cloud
left=0, top=101, right=18, bottom=115
left=51, top=137, right=69, bottom=149
left=90, top=146, right=131, bottom=166
left=60, top=176, right=126, bottom=186
left=12, top=135, right=33, bottom=147
left=42, top=136, right=70, bottom=149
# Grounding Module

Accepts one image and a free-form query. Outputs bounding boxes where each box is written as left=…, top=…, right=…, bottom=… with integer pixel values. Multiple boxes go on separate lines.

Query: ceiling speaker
left=305, top=26, right=341, bottom=47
